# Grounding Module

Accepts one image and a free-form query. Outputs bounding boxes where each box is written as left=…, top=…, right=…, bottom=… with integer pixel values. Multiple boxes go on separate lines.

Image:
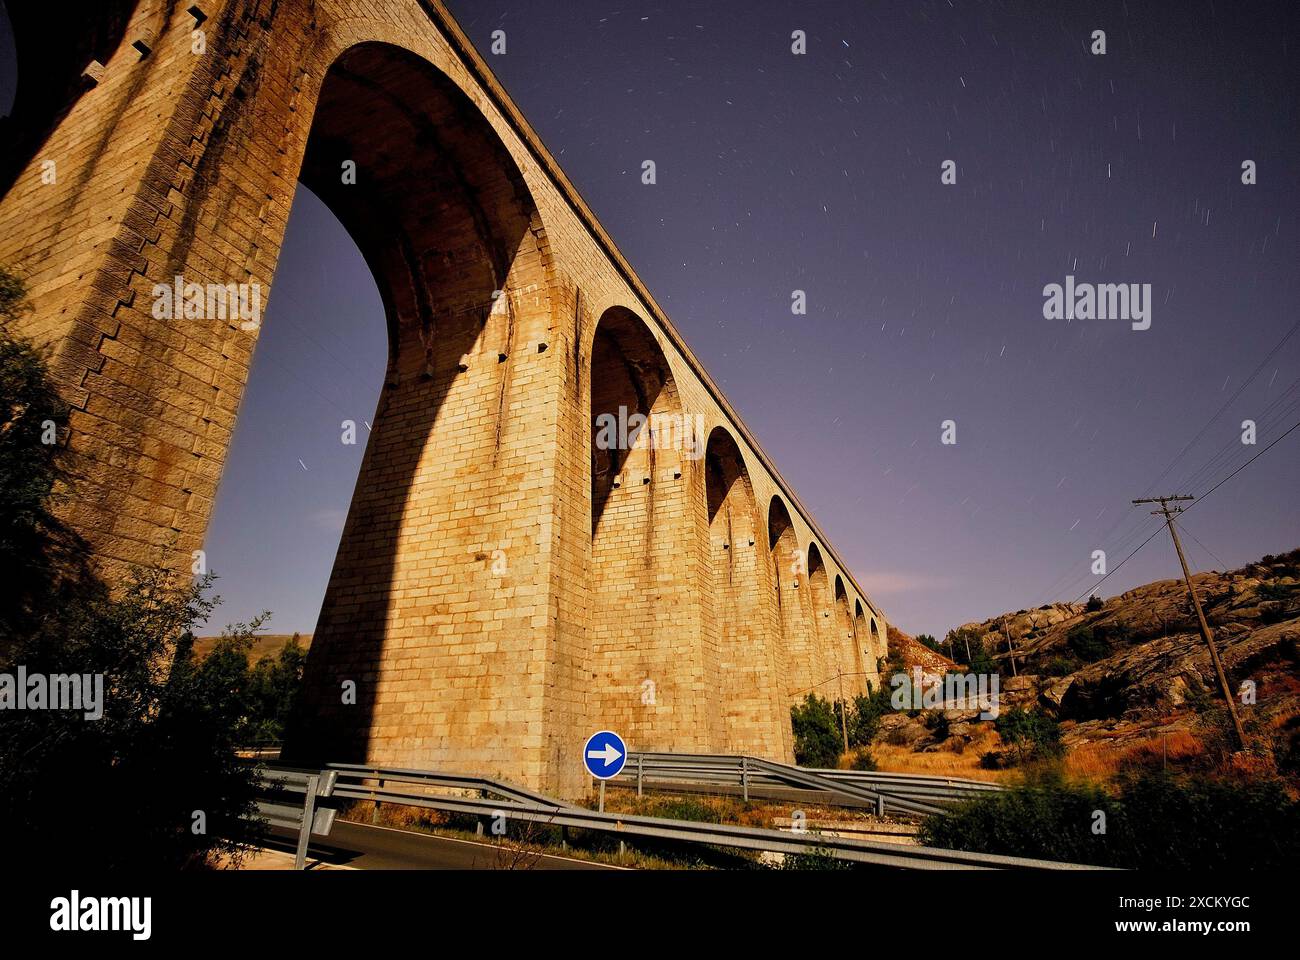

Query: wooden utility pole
left=836, top=670, right=849, bottom=752
left=1000, top=617, right=1019, bottom=677
left=1133, top=495, right=1246, bottom=750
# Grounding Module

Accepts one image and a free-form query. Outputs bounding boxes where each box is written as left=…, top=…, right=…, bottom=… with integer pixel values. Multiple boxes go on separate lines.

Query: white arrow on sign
left=586, top=742, right=623, bottom=766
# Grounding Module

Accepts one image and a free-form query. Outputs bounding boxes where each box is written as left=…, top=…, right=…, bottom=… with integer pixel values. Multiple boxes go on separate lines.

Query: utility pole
left=1133, top=495, right=1246, bottom=750
left=1000, top=617, right=1019, bottom=677
left=836, top=669, right=849, bottom=753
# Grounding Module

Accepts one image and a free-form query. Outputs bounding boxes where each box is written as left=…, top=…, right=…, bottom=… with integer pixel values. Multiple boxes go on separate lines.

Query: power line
left=1180, top=521, right=1228, bottom=571
left=1033, top=319, right=1300, bottom=608
left=1067, top=524, right=1166, bottom=605
left=1137, top=316, right=1300, bottom=499
left=1065, top=416, right=1300, bottom=606
left=1189, top=417, right=1300, bottom=507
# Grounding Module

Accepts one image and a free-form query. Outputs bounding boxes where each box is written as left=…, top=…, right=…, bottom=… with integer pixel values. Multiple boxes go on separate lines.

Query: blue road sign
left=582, top=730, right=627, bottom=780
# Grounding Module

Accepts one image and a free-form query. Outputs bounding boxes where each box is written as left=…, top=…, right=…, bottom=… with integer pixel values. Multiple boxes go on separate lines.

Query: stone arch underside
left=804, top=542, right=836, bottom=703
left=705, top=429, right=791, bottom=758
left=834, top=576, right=864, bottom=698
left=285, top=41, right=566, bottom=787
left=587, top=307, right=724, bottom=753
left=769, top=497, right=817, bottom=709
left=854, top=600, right=880, bottom=693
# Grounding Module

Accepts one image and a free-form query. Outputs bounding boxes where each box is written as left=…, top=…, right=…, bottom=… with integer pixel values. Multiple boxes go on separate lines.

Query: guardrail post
left=294, top=774, right=319, bottom=871
left=741, top=757, right=749, bottom=801
left=876, top=795, right=886, bottom=817
left=636, top=755, right=643, bottom=798
left=372, top=778, right=383, bottom=825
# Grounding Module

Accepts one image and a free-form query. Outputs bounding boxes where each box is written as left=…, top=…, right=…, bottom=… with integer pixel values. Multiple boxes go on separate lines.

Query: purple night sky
left=22, top=0, right=1290, bottom=640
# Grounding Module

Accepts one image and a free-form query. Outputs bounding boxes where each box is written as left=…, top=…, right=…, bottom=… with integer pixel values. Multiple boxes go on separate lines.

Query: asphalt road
left=267, top=820, right=621, bottom=870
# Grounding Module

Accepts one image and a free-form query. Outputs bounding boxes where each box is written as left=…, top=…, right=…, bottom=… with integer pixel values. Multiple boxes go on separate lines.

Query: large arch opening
left=834, top=575, right=864, bottom=697
left=805, top=542, right=835, bottom=702
left=854, top=599, right=877, bottom=692
left=246, top=42, right=557, bottom=777
left=768, top=496, right=814, bottom=706
left=588, top=306, right=715, bottom=748
left=705, top=427, right=786, bottom=756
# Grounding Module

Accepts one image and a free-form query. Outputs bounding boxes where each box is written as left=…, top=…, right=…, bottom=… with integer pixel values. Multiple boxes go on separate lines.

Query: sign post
left=582, top=730, right=627, bottom=813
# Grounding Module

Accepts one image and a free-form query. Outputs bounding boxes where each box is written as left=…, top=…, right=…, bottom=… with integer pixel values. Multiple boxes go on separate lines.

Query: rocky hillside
left=886, top=623, right=959, bottom=672
left=956, top=549, right=1300, bottom=752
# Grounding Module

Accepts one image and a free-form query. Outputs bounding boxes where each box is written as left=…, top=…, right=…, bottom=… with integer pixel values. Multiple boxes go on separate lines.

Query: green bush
left=1045, top=654, right=1082, bottom=677
left=201, top=633, right=307, bottom=745
left=993, top=706, right=1064, bottom=763
left=1085, top=594, right=1104, bottom=612
left=924, top=711, right=951, bottom=741
left=1, top=570, right=265, bottom=869
left=967, top=643, right=998, bottom=676
left=919, top=768, right=1300, bottom=869
left=791, top=694, right=843, bottom=768
left=849, top=748, right=878, bottom=771
left=1066, top=625, right=1110, bottom=663
left=915, top=634, right=942, bottom=653
left=847, top=687, right=891, bottom=747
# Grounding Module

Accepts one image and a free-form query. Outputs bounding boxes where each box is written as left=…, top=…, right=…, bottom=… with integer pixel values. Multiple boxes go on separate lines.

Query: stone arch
left=870, top=615, right=883, bottom=665
left=804, top=542, right=835, bottom=702
left=587, top=306, right=721, bottom=752
left=854, top=600, right=879, bottom=692
left=705, top=428, right=789, bottom=757
left=284, top=41, right=561, bottom=782
left=834, top=575, right=864, bottom=698
left=768, top=496, right=816, bottom=708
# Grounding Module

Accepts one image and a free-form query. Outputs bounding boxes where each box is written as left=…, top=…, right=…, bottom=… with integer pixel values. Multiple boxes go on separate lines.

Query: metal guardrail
left=611, top=753, right=1003, bottom=816
left=253, top=766, right=339, bottom=869
left=311, top=762, right=1102, bottom=870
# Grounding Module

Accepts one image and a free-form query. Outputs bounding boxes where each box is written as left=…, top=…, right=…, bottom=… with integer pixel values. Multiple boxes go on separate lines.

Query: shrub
left=994, top=706, right=1064, bottom=763
left=1, top=570, right=265, bottom=868
left=924, top=711, right=951, bottom=741
left=920, top=768, right=1300, bottom=869
left=915, top=633, right=942, bottom=653
left=233, top=635, right=307, bottom=744
left=1085, top=594, right=1104, bottom=612
left=967, top=643, right=998, bottom=676
left=849, top=748, right=878, bottom=771
left=919, top=769, right=1116, bottom=864
left=791, top=694, right=843, bottom=768
left=847, top=687, right=891, bottom=747
left=1045, top=654, right=1082, bottom=677
left=1066, top=625, right=1110, bottom=663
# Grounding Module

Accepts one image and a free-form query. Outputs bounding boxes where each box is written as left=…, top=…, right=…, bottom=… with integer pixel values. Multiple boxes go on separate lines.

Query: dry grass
left=1063, top=729, right=1207, bottom=780
left=868, top=728, right=1015, bottom=783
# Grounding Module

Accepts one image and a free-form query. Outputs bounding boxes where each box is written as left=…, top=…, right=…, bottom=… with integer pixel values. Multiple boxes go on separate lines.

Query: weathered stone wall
left=0, top=0, right=887, bottom=796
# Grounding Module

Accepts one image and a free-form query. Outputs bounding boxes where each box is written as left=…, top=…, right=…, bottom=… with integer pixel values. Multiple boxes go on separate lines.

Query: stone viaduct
left=0, top=0, right=887, bottom=796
